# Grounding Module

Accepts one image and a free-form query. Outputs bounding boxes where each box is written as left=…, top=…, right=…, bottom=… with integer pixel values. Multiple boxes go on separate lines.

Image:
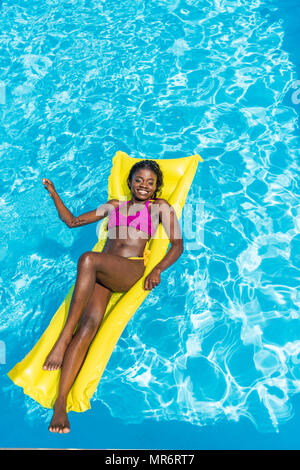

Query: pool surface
left=0, top=0, right=300, bottom=449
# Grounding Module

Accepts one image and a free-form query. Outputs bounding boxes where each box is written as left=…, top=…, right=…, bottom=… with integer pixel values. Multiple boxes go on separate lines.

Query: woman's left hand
left=144, top=267, right=161, bottom=291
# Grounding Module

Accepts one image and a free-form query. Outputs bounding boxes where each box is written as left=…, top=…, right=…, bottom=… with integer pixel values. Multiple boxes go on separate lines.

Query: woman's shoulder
left=151, top=198, right=174, bottom=219
left=107, top=198, right=125, bottom=207
left=152, top=197, right=171, bottom=207
left=105, top=199, right=124, bottom=215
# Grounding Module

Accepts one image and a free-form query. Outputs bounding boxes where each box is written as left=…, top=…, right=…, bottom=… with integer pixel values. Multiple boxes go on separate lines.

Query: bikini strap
left=115, top=200, right=129, bottom=211
left=146, top=199, right=155, bottom=206
left=146, top=199, right=155, bottom=210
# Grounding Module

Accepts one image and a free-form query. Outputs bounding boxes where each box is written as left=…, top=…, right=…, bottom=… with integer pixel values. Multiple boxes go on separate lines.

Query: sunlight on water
left=1, top=0, right=299, bottom=434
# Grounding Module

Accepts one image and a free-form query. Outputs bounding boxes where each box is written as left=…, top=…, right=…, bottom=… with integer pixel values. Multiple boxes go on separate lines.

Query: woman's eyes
left=135, top=179, right=154, bottom=186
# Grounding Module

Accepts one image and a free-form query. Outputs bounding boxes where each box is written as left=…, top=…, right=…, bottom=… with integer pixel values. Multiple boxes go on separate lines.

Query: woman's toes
left=48, top=402, right=70, bottom=434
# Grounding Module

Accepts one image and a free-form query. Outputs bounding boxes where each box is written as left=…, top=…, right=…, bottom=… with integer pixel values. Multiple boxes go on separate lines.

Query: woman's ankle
left=54, top=396, right=67, bottom=408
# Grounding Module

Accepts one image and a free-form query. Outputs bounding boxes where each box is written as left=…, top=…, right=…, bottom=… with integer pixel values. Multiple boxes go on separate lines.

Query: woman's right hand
left=42, top=178, right=56, bottom=198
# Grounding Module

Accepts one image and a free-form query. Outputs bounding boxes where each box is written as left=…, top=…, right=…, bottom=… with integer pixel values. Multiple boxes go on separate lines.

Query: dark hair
left=127, top=160, right=163, bottom=199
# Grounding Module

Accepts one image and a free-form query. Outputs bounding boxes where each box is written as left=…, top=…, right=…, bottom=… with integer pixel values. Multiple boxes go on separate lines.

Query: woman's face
left=129, top=168, right=157, bottom=200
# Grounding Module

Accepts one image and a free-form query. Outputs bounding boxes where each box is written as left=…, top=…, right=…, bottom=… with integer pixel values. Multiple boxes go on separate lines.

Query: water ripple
left=1, top=0, right=300, bottom=433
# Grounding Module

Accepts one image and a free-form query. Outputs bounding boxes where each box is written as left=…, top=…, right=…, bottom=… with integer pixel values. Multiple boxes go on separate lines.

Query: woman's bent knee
left=78, top=251, right=98, bottom=268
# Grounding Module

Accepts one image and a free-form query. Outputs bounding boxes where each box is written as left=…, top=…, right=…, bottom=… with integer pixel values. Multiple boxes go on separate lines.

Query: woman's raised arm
left=42, top=178, right=117, bottom=228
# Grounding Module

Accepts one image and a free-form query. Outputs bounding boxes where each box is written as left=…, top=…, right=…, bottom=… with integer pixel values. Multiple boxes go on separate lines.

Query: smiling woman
left=7, top=151, right=202, bottom=441
left=127, top=159, right=164, bottom=199
left=39, top=159, right=183, bottom=433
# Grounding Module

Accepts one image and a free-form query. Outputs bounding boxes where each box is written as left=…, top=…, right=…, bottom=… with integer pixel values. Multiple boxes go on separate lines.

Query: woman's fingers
left=42, top=178, right=54, bottom=186
left=42, top=178, right=55, bottom=195
left=144, top=277, right=160, bottom=290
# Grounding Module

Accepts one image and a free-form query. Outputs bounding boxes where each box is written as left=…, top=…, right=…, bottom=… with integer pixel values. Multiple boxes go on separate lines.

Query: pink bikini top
left=107, top=199, right=155, bottom=237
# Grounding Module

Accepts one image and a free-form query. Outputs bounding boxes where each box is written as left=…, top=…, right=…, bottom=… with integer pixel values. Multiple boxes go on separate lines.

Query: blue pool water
left=1, top=0, right=300, bottom=449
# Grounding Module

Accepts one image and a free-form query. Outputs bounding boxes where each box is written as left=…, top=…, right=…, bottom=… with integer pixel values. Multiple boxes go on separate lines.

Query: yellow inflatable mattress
left=8, top=151, right=203, bottom=412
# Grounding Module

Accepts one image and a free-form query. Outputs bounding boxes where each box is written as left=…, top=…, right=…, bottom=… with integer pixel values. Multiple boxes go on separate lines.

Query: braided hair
left=127, top=160, right=163, bottom=199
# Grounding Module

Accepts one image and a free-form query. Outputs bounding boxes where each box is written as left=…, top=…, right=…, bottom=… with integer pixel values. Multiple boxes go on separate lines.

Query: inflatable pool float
left=8, top=150, right=203, bottom=412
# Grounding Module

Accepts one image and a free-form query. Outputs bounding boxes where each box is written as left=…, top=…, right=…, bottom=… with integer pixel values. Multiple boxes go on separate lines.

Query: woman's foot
left=48, top=399, right=70, bottom=434
left=43, top=336, right=70, bottom=371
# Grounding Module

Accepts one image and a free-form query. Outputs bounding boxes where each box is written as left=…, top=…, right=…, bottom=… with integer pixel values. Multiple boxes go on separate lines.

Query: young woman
left=41, top=159, right=183, bottom=433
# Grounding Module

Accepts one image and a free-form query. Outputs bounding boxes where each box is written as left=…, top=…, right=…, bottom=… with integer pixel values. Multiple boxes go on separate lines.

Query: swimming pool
left=1, top=0, right=300, bottom=449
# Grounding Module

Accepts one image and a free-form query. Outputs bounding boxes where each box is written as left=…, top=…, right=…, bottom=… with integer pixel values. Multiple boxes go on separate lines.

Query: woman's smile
left=136, top=188, right=149, bottom=195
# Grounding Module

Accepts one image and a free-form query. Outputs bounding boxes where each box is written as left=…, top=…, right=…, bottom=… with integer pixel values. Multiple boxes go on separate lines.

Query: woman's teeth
left=137, top=189, right=147, bottom=194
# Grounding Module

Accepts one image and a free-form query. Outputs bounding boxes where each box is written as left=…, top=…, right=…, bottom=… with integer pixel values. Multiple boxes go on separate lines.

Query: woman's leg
left=43, top=252, right=101, bottom=370
left=48, top=282, right=111, bottom=433
left=45, top=252, right=145, bottom=433
left=43, top=252, right=145, bottom=370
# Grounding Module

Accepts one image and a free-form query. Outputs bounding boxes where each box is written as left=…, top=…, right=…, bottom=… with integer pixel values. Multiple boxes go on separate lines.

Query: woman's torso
left=102, top=198, right=160, bottom=258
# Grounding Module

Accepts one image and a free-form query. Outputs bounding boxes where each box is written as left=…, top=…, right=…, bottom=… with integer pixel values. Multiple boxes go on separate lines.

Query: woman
left=41, top=159, right=183, bottom=433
